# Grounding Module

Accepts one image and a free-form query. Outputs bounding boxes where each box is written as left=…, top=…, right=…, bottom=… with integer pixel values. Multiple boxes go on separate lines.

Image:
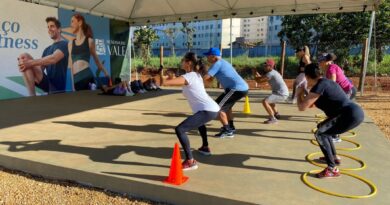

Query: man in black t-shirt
left=297, top=63, right=364, bottom=179
left=18, top=17, right=68, bottom=96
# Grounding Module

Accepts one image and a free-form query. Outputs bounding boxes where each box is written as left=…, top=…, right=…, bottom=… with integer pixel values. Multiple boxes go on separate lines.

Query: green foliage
left=279, top=1, right=390, bottom=63
left=181, top=22, right=195, bottom=51
left=131, top=55, right=389, bottom=78
left=133, top=27, right=159, bottom=66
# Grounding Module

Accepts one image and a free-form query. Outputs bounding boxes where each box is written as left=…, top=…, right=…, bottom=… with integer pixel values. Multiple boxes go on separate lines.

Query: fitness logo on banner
left=0, top=0, right=57, bottom=100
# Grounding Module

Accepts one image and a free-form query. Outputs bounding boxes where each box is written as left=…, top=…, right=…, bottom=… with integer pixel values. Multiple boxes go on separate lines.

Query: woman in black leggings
left=297, top=63, right=364, bottom=178
left=161, top=52, right=220, bottom=171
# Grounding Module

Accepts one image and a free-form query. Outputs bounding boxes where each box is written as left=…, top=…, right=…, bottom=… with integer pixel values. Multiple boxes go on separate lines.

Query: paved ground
left=0, top=88, right=389, bottom=205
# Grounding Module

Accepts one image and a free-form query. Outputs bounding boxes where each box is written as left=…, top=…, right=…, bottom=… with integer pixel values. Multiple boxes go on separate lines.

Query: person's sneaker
left=197, top=146, right=211, bottom=156
left=316, top=167, right=340, bottom=178
left=319, top=156, right=341, bottom=165
left=230, top=125, right=236, bottom=133
left=125, top=90, right=135, bottom=96
left=182, top=159, right=198, bottom=171
left=264, top=117, right=278, bottom=124
left=274, top=112, right=281, bottom=120
left=332, top=136, right=342, bottom=143
left=215, top=127, right=234, bottom=138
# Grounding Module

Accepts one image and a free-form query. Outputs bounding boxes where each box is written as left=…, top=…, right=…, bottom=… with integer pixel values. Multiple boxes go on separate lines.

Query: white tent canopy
left=29, top=0, right=378, bottom=25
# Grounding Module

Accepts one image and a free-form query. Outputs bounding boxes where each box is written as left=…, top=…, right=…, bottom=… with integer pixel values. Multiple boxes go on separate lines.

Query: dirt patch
left=357, top=92, right=390, bottom=141
left=0, top=167, right=164, bottom=205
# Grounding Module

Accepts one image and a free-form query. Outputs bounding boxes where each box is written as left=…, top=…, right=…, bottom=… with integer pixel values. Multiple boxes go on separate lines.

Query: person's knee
left=175, top=125, right=184, bottom=135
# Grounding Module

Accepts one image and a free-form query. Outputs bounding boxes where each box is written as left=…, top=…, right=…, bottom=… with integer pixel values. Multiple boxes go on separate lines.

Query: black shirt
left=42, top=40, right=69, bottom=93
left=310, top=78, right=351, bottom=118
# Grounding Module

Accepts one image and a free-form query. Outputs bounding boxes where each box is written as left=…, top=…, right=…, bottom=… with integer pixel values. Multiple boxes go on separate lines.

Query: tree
left=181, top=22, right=195, bottom=51
left=278, top=13, right=371, bottom=63
left=163, top=27, right=178, bottom=56
left=279, top=0, right=390, bottom=63
left=133, top=27, right=159, bottom=66
left=374, top=0, right=390, bottom=62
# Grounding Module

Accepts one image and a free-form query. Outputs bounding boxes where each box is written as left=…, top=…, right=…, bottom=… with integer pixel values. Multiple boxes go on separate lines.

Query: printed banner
left=0, top=0, right=57, bottom=100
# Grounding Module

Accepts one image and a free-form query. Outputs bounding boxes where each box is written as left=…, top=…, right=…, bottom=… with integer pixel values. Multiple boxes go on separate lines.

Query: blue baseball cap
left=203, top=48, right=221, bottom=56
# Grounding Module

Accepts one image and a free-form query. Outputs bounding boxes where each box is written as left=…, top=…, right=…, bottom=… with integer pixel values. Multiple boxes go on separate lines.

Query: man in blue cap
left=203, top=48, right=249, bottom=138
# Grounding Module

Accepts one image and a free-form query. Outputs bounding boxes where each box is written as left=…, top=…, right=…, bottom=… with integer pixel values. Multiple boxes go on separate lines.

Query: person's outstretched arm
left=161, top=75, right=187, bottom=86
left=19, top=50, right=64, bottom=72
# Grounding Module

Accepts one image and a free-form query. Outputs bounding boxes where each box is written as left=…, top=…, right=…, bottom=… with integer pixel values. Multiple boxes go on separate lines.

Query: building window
left=269, top=26, right=272, bottom=31
left=210, top=25, right=213, bottom=29
left=206, top=25, right=209, bottom=30
left=217, top=33, right=220, bottom=37
left=210, top=33, right=213, bottom=37
left=218, top=24, right=221, bottom=29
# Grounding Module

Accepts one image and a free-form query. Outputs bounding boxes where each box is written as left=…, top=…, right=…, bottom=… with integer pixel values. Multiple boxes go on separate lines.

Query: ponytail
left=83, top=23, right=93, bottom=39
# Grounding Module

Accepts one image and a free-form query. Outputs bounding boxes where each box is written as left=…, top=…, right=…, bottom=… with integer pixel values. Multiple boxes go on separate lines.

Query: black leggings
left=175, top=110, right=218, bottom=160
left=315, top=103, right=364, bottom=168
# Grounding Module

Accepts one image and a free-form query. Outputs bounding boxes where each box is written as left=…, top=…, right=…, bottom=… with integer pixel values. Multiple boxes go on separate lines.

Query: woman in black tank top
left=290, top=46, right=311, bottom=103
left=68, top=13, right=110, bottom=91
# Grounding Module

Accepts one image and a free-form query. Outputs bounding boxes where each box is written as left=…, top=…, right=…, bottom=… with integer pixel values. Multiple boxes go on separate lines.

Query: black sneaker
left=274, top=112, right=281, bottom=120
left=215, top=127, right=234, bottom=138
left=230, top=125, right=236, bottom=133
left=198, top=146, right=211, bottom=156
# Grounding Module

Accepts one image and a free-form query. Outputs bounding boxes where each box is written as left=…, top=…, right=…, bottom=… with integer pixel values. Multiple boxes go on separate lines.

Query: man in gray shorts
left=254, top=58, right=289, bottom=124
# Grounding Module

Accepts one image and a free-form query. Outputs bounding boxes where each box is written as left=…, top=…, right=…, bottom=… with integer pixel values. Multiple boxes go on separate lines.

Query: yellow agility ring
left=310, top=138, right=361, bottom=151
left=316, top=119, right=326, bottom=124
left=310, top=128, right=357, bottom=138
left=306, top=152, right=366, bottom=171
left=314, top=113, right=327, bottom=119
left=301, top=170, right=377, bottom=198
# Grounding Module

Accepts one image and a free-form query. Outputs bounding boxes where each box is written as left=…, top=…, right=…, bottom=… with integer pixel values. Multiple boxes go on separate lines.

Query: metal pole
left=129, top=27, right=132, bottom=82
left=360, top=11, right=375, bottom=96
left=230, top=17, right=233, bottom=64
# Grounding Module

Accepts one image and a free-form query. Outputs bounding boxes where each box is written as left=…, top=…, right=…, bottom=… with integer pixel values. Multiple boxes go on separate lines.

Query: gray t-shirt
left=265, top=70, right=289, bottom=96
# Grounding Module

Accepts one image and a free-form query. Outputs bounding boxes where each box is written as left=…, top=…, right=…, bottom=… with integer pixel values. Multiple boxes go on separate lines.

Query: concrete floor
left=0, top=88, right=389, bottom=205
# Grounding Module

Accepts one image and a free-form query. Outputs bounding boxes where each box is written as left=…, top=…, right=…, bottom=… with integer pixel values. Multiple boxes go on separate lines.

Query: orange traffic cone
left=163, top=143, right=189, bottom=185
left=243, top=95, right=251, bottom=114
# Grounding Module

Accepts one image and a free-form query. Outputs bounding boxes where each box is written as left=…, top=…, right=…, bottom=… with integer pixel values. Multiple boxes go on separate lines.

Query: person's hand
left=255, top=71, right=261, bottom=78
left=102, top=68, right=109, bottom=77
left=18, top=59, right=33, bottom=72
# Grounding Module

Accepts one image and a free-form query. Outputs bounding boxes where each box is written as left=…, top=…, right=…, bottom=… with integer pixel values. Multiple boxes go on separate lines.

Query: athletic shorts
left=35, top=74, right=50, bottom=93
left=215, top=89, right=248, bottom=112
left=265, top=94, right=288, bottom=104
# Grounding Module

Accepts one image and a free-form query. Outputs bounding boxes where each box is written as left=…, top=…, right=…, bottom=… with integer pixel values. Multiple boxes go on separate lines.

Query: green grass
left=132, top=54, right=390, bottom=78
